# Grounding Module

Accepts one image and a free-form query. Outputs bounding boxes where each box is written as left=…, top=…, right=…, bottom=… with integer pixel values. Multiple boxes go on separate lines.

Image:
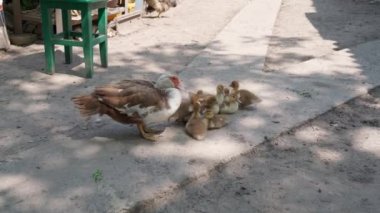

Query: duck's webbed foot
left=144, top=123, right=167, bottom=134
left=137, top=123, right=159, bottom=142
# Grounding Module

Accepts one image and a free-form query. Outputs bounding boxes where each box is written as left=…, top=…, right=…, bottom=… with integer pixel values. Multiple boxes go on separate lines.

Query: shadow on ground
left=0, top=0, right=380, bottom=212
left=264, top=0, right=380, bottom=71
left=151, top=87, right=380, bottom=213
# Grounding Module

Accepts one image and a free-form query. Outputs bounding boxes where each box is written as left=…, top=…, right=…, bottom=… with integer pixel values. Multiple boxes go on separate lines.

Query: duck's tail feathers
left=71, top=95, right=101, bottom=118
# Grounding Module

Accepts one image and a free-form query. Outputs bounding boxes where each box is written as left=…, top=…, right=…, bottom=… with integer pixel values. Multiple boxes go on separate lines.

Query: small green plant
left=287, top=88, right=312, bottom=98
left=92, top=169, right=103, bottom=183
left=299, top=91, right=312, bottom=98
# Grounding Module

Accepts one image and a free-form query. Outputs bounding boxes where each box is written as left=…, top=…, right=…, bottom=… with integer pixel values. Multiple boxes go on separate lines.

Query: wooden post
left=12, top=0, right=22, bottom=34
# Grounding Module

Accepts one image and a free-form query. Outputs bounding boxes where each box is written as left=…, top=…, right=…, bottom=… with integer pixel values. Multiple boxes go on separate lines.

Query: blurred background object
left=0, top=0, right=11, bottom=50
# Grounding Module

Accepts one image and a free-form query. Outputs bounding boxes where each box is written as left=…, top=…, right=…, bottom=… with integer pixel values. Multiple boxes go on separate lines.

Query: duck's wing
left=93, top=80, right=169, bottom=116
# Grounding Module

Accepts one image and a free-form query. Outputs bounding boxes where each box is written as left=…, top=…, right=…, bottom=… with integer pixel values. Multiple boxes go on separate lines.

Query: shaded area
left=152, top=86, right=380, bottom=213
left=1, top=0, right=380, bottom=212
left=127, top=0, right=380, bottom=211
left=0, top=0, right=254, bottom=212
left=264, top=0, right=380, bottom=71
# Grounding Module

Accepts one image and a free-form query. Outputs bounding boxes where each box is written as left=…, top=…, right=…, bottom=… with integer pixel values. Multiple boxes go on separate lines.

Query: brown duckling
left=169, top=97, right=192, bottom=123
left=195, top=90, right=215, bottom=112
left=196, top=90, right=214, bottom=101
left=205, top=109, right=228, bottom=129
left=220, top=92, right=239, bottom=114
left=230, top=80, right=262, bottom=108
left=205, top=96, right=220, bottom=115
left=169, top=91, right=202, bottom=123
left=187, top=91, right=203, bottom=113
left=185, top=101, right=208, bottom=140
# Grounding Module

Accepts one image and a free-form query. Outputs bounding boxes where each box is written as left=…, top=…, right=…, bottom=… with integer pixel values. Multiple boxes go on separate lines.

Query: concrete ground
left=150, top=0, right=380, bottom=212
left=154, top=86, right=380, bottom=213
left=264, top=0, right=380, bottom=71
left=0, top=0, right=379, bottom=212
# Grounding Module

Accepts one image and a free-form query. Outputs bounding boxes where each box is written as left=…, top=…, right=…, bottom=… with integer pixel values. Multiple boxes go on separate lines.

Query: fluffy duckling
left=185, top=101, right=208, bottom=140
left=205, top=96, right=220, bottom=115
left=185, top=89, right=216, bottom=114
left=196, top=90, right=214, bottom=100
left=220, top=92, right=239, bottom=114
left=230, top=80, right=262, bottom=108
left=188, top=90, right=206, bottom=112
left=169, top=97, right=192, bottom=123
left=169, top=91, right=202, bottom=123
left=223, top=87, right=231, bottom=102
left=216, top=85, right=225, bottom=106
left=205, top=109, right=228, bottom=129
left=195, top=90, right=215, bottom=111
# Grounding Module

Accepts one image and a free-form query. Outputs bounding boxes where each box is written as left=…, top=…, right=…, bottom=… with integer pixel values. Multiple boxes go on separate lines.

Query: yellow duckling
left=220, top=92, right=239, bottom=114
left=216, top=85, right=225, bottom=106
left=230, top=80, right=262, bottom=108
left=223, top=87, right=231, bottom=102
left=205, top=109, right=228, bottom=129
left=185, top=101, right=208, bottom=140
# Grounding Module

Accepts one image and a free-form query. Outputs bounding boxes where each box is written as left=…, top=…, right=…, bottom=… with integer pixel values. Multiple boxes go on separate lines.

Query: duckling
left=169, top=97, right=192, bottom=123
left=195, top=90, right=215, bottom=111
left=185, top=101, right=208, bottom=140
left=230, top=80, right=262, bottom=108
left=220, top=92, right=239, bottom=114
left=169, top=91, right=202, bottom=123
left=205, top=109, right=228, bottom=129
left=196, top=90, right=214, bottom=101
left=205, top=96, right=220, bottom=115
left=223, top=87, right=231, bottom=102
left=187, top=90, right=206, bottom=112
left=216, top=85, right=225, bottom=106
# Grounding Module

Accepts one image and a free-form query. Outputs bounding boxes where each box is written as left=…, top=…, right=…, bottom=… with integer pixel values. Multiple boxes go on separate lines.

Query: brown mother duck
left=71, top=74, right=182, bottom=141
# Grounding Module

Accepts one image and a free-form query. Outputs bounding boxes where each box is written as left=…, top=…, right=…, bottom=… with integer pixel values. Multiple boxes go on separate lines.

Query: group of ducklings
left=171, top=80, right=262, bottom=140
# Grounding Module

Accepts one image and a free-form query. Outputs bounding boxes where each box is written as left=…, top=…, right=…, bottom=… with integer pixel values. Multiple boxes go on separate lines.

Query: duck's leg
left=137, top=123, right=158, bottom=142
left=144, top=123, right=166, bottom=134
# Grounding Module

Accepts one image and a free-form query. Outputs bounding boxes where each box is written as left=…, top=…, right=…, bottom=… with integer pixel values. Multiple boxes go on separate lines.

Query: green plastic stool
left=40, top=0, right=108, bottom=78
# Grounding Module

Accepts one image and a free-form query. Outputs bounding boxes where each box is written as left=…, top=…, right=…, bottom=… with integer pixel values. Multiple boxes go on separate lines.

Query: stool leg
left=41, top=6, right=55, bottom=74
left=62, top=9, right=72, bottom=64
left=81, top=8, right=94, bottom=78
left=98, top=7, right=108, bottom=68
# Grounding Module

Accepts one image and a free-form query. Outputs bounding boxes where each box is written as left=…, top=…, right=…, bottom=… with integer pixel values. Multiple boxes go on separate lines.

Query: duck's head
left=230, top=80, right=239, bottom=90
left=230, top=93, right=240, bottom=102
left=223, top=88, right=230, bottom=96
left=217, top=85, right=224, bottom=94
left=155, top=74, right=181, bottom=89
